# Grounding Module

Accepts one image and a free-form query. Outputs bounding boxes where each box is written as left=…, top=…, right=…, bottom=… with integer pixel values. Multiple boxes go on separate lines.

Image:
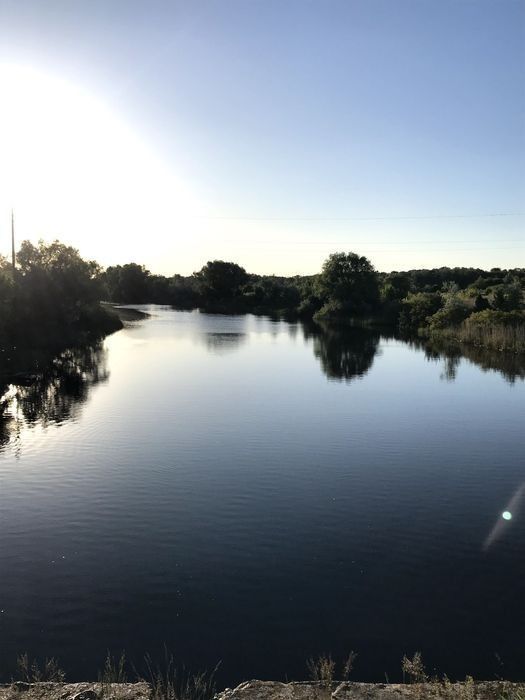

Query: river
left=1, top=307, right=524, bottom=683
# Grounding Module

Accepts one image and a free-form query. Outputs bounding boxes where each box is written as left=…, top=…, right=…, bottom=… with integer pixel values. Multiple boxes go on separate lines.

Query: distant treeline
left=1, top=241, right=524, bottom=353
left=102, top=253, right=525, bottom=352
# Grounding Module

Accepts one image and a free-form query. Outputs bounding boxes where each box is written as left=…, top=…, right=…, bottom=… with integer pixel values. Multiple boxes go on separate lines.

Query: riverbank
left=423, top=310, right=525, bottom=354
left=2, top=680, right=524, bottom=700
left=0, top=304, right=124, bottom=387
left=101, top=303, right=150, bottom=323
left=0, top=304, right=155, bottom=387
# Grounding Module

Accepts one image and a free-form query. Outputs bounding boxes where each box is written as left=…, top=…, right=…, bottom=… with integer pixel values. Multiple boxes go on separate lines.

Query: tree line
left=102, top=252, right=525, bottom=352
left=1, top=240, right=524, bottom=353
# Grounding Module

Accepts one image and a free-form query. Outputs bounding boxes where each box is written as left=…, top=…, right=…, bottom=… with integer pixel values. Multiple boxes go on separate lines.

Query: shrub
left=427, top=300, right=472, bottom=330
left=399, top=292, right=443, bottom=332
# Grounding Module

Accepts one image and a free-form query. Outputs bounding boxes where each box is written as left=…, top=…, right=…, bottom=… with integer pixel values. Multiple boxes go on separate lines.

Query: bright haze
left=0, top=0, right=523, bottom=276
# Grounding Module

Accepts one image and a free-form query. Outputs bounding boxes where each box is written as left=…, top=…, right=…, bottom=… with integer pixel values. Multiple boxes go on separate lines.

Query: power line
left=196, top=212, right=525, bottom=222
left=218, top=239, right=525, bottom=247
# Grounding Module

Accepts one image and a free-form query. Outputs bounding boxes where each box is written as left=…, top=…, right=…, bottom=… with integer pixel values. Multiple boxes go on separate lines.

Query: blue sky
left=0, top=0, right=523, bottom=275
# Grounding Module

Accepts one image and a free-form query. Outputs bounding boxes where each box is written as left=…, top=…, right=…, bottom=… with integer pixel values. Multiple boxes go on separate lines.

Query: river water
left=1, top=307, right=524, bottom=683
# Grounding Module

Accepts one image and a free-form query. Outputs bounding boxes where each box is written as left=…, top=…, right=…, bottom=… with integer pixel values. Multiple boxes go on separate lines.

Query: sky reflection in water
left=0, top=308, right=524, bottom=684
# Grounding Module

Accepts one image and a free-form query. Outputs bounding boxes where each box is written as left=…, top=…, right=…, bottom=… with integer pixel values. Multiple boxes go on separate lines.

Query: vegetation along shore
left=1, top=240, right=524, bottom=360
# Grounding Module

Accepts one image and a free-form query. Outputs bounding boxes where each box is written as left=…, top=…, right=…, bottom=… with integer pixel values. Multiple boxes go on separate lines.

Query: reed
left=429, top=311, right=525, bottom=354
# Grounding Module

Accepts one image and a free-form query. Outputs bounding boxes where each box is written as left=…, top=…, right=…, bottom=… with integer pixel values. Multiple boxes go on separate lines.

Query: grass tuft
left=14, top=653, right=65, bottom=683
left=401, top=651, right=427, bottom=684
left=141, top=649, right=219, bottom=700
left=98, top=651, right=128, bottom=697
left=306, top=651, right=357, bottom=688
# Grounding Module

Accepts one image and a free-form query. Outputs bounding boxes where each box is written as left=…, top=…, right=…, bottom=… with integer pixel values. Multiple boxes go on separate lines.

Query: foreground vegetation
left=0, top=241, right=122, bottom=355
left=1, top=239, right=524, bottom=356
left=5, top=651, right=525, bottom=700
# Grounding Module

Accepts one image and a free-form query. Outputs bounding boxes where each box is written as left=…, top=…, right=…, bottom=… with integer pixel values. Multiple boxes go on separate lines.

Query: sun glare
left=0, top=64, right=199, bottom=269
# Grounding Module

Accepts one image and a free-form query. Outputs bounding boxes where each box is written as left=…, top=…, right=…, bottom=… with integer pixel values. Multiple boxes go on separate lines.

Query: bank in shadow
left=303, top=323, right=381, bottom=382
left=0, top=342, right=109, bottom=449
left=414, top=336, right=525, bottom=384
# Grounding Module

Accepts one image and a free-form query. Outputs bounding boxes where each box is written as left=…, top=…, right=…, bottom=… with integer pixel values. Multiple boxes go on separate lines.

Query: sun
left=0, top=64, right=199, bottom=269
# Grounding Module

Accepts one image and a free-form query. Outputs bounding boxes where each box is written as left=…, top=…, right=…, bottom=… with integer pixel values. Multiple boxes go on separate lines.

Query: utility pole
left=11, top=209, right=15, bottom=270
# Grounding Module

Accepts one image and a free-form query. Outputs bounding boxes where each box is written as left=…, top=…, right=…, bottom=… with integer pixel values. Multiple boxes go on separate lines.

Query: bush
left=427, top=300, right=472, bottom=330
left=399, top=292, right=443, bottom=332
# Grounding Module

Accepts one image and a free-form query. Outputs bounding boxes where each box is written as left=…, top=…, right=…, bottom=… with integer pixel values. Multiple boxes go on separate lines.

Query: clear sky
left=0, top=0, right=523, bottom=276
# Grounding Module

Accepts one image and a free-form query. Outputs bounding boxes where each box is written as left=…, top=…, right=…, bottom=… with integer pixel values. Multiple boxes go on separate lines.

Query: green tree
left=168, top=274, right=202, bottom=309
left=194, top=260, right=249, bottom=300
left=506, top=283, right=523, bottom=311
left=104, top=263, right=150, bottom=303
left=381, top=272, right=412, bottom=302
left=2, top=239, right=120, bottom=346
left=0, top=255, right=15, bottom=336
left=399, top=292, right=443, bottom=332
left=316, top=252, right=379, bottom=317
left=473, top=293, right=489, bottom=311
left=427, top=300, right=472, bottom=330
left=491, top=283, right=522, bottom=312
left=17, top=239, right=103, bottom=319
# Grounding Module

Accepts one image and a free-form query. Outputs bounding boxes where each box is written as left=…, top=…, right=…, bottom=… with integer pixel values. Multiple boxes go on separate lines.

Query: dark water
left=1, top=308, right=525, bottom=683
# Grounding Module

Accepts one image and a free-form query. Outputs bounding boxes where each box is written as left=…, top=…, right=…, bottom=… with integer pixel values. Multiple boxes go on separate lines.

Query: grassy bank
left=426, top=310, right=525, bottom=354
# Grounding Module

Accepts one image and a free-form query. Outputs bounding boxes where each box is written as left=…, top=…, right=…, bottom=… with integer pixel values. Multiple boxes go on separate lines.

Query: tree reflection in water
left=203, top=332, right=247, bottom=355
left=413, top=336, right=525, bottom=385
left=304, top=322, right=525, bottom=385
left=2, top=321, right=523, bottom=453
left=0, top=343, right=108, bottom=448
left=303, top=323, right=381, bottom=382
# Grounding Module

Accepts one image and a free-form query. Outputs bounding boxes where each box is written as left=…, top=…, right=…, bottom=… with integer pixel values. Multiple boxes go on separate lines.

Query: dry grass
left=306, top=652, right=357, bottom=688
left=401, top=652, right=428, bottom=684
left=429, top=311, right=525, bottom=354
left=98, top=652, right=128, bottom=697
left=457, top=320, right=525, bottom=353
left=14, top=653, right=65, bottom=683
left=141, top=650, right=219, bottom=700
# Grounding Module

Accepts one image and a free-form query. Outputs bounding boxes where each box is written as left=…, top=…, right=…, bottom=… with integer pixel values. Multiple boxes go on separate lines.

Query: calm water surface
left=1, top=308, right=524, bottom=683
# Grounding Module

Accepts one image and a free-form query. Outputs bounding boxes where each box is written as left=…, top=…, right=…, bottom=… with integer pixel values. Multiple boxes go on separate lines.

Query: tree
left=194, top=260, right=248, bottom=300
left=492, top=283, right=522, bottom=312
left=3, top=239, right=121, bottom=344
left=398, top=292, right=443, bottom=332
left=506, top=283, right=523, bottom=311
left=16, top=239, right=103, bottom=318
left=381, top=272, right=412, bottom=302
left=474, top=294, right=490, bottom=312
left=169, top=275, right=202, bottom=309
left=426, top=300, right=472, bottom=330
left=242, top=277, right=301, bottom=310
left=316, top=252, right=379, bottom=317
left=0, top=255, right=15, bottom=336
left=104, top=263, right=150, bottom=303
